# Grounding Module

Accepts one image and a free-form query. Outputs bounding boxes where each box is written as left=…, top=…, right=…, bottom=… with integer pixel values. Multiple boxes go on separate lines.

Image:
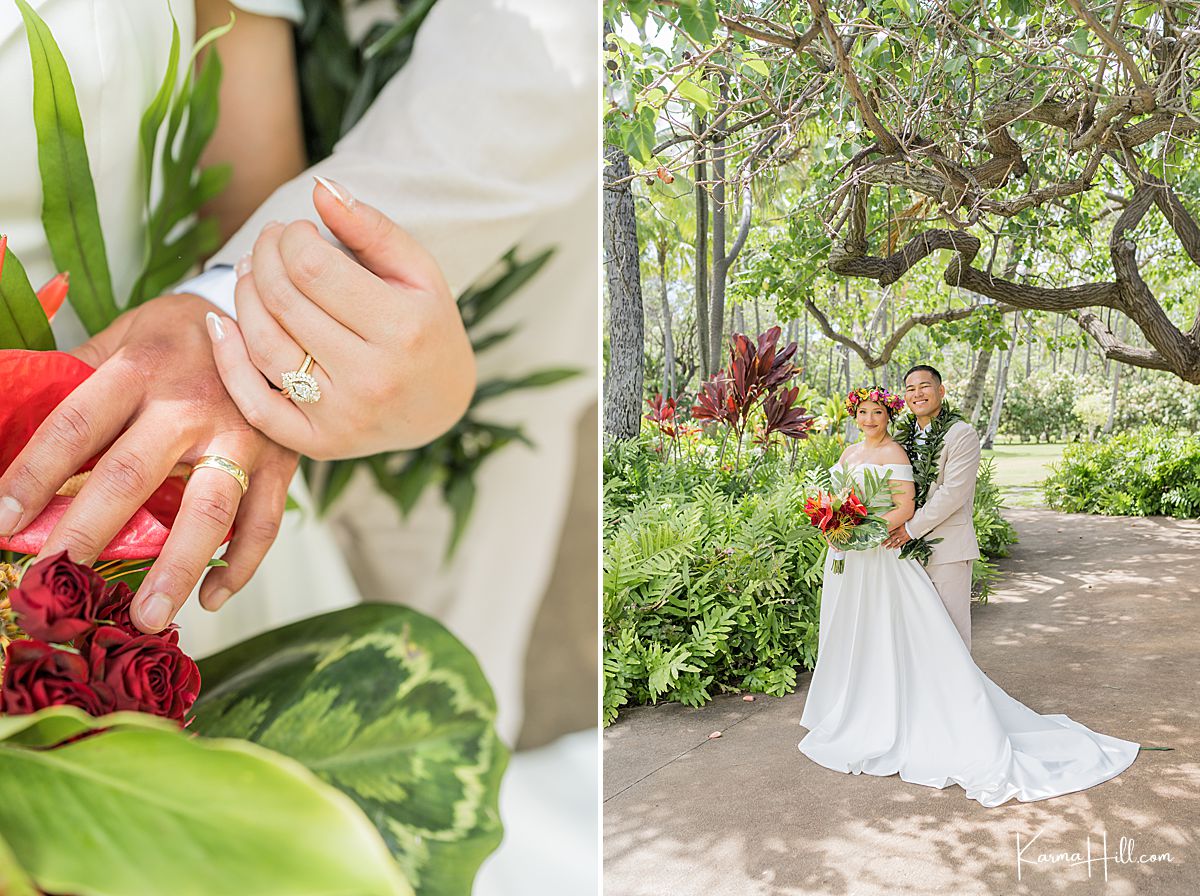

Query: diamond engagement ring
left=281, top=354, right=322, bottom=404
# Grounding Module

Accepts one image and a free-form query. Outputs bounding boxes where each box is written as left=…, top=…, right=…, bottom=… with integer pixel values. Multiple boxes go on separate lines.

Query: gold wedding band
left=281, top=353, right=322, bottom=404
left=191, top=455, right=250, bottom=495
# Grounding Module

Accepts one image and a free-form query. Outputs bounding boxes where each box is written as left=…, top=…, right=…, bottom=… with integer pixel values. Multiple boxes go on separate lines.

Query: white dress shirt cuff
left=904, top=522, right=915, bottom=539
left=175, top=265, right=237, bottom=319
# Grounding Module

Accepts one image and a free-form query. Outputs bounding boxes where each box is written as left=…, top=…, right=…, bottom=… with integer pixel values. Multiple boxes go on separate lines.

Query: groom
left=883, top=365, right=982, bottom=650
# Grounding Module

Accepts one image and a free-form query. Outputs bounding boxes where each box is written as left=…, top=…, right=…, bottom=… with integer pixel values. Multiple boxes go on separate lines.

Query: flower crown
left=845, top=386, right=906, bottom=419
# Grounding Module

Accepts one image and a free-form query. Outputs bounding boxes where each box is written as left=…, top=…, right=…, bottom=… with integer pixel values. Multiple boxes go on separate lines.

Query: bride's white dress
left=798, top=461, right=1139, bottom=807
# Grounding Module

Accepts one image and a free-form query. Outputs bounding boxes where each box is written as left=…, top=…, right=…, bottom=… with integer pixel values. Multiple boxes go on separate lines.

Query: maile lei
left=895, top=403, right=966, bottom=565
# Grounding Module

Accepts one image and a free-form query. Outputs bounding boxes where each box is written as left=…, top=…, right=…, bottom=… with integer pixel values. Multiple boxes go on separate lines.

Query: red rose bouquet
left=804, top=466, right=896, bottom=573
left=0, top=552, right=200, bottom=725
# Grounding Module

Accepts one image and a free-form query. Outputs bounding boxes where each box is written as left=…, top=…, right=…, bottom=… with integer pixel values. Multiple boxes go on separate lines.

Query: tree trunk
left=602, top=145, right=645, bottom=440
left=709, top=148, right=727, bottom=370
left=983, top=315, right=1020, bottom=449
left=694, top=114, right=711, bottom=378
left=964, top=348, right=993, bottom=428
left=658, top=240, right=676, bottom=398
left=706, top=75, right=754, bottom=372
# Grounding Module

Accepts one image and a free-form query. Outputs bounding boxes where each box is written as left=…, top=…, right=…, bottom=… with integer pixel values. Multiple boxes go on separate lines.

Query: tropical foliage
left=1044, top=427, right=1200, bottom=519
left=603, top=422, right=1017, bottom=725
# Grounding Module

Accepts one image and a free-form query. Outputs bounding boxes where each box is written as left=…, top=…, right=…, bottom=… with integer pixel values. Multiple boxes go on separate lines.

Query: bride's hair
left=846, top=386, right=906, bottom=420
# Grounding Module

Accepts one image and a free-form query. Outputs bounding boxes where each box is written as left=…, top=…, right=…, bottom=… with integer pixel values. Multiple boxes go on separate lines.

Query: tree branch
left=803, top=296, right=1013, bottom=369
left=1064, top=0, right=1152, bottom=97
left=806, top=0, right=901, bottom=153
left=1073, top=310, right=1179, bottom=374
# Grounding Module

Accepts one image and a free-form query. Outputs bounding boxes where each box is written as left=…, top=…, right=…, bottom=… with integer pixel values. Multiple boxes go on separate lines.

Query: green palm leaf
left=15, top=0, right=118, bottom=334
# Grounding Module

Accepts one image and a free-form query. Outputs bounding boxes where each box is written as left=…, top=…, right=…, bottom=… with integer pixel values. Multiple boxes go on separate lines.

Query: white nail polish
left=313, top=175, right=356, bottom=210
left=235, top=253, right=251, bottom=278
left=205, top=311, right=225, bottom=342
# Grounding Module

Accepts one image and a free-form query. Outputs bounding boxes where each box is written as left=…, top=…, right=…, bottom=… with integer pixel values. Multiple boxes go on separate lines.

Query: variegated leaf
left=191, top=603, right=507, bottom=896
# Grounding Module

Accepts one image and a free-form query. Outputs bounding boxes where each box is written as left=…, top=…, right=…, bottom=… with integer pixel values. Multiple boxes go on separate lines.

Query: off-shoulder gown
left=798, top=461, right=1139, bottom=807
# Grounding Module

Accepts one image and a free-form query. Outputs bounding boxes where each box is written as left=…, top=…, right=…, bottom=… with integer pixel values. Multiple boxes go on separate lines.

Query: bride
left=798, top=386, right=1140, bottom=807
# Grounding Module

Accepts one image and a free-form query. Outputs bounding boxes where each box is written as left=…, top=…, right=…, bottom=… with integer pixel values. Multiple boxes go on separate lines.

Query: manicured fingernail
left=0, top=495, right=23, bottom=535
left=313, top=175, right=356, bottom=210
left=205, top=311, right=225, bottom=343
left=139, top=593, right=173, bottom=631
left=234, top=253, right=251, bottom=278
left=207, top=587, right=232, bottom=611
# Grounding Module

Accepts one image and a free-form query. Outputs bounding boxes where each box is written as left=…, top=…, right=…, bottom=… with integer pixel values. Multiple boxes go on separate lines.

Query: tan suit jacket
left=907, top=420, right=981, bottom=565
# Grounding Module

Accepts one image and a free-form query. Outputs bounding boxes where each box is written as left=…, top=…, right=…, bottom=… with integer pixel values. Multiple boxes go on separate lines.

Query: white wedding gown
left=798, top=461, right=1139, bottom=807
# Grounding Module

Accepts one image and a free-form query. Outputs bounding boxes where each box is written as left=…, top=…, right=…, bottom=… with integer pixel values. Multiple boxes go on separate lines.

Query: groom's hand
left=0, top=295, right=299, bottom=632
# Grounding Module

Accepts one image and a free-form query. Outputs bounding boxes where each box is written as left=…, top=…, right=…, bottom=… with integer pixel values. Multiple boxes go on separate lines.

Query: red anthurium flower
left=0, top=350, right=192, bottom=560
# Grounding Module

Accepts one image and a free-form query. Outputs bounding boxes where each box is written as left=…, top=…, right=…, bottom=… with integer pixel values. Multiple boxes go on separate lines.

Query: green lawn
left=982, top=442, right=1066, bottom=508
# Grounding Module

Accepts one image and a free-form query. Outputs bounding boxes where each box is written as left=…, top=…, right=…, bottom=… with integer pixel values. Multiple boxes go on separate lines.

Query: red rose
left=83, top=627, right=200, bottom=724
left=8, top=551, right=103, bottom=643
left=91, top=580, right=138, bottom=634
left=1, top=640, right=113, bottom=716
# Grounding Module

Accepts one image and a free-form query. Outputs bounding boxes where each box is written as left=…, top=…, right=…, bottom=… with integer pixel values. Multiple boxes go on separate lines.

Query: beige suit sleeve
left=907, top=424, right=982, bottom=539
left=205, top=0, right=597, bottom=297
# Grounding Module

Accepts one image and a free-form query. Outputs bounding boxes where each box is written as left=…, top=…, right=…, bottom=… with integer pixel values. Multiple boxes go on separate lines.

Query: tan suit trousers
left=926, top=560, right=973, bottom=651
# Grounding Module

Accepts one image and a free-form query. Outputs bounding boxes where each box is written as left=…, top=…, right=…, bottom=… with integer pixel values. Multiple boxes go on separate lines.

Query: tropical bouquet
left=803, top=465, right=895, bottom=573
left=0, top=352, right=505, bottom=896
left=0, top=4, right=504, bottom=894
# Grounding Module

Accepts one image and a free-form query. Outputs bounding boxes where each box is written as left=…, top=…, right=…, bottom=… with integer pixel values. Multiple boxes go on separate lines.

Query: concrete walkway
left=604, top=509, right=1200, bottom=895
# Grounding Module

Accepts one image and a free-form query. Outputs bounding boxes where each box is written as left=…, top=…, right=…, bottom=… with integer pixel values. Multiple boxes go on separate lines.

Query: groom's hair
left=903, top=364, right=942, bottom=384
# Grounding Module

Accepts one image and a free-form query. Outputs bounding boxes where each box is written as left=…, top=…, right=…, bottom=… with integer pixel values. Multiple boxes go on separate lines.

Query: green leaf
left=16, top=0, right=118, bottom=334
left=0, top=828, right=37, bottom=896
left=444, top=476, right=477, bottom=561
left=471, top=367, right=581, bottom=404
left=741, top=52, right=770, bottom=77
left=314, top=458, right=359, bottom=514
left=0, top=242, right=55, bottom=351
left=137, top=8, right=181, bottom=208
left=129, top=18, right=232, bottom=307
left=0, top=706, right=412, bottom=896
left=675, top=76, right=712, bottom=112
left=191, top=604, right=507, bottom=896
left=676, top=0, right=720, bottom=43
left=457, top=246, right=555, bottom=328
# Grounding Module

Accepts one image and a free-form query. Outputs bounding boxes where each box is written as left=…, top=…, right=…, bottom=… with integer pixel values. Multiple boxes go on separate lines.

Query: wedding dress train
left=798, top=462, right=1139, bottom=807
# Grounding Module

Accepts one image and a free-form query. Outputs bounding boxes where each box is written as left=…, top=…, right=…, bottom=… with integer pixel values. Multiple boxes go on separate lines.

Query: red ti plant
left=691, top=327, right=806, bottom=470
left=644, top=394, right=678, bottom=457
left=758, top=385, right=816, bottom=445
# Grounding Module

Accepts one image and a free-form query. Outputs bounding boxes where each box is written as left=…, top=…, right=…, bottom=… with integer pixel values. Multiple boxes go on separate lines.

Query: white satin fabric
left=799, top=462, right=1140, bottom=807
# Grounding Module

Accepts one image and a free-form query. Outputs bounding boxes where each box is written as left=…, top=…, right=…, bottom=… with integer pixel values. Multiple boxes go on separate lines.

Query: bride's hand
left=206, top=178, right=476, bottom=460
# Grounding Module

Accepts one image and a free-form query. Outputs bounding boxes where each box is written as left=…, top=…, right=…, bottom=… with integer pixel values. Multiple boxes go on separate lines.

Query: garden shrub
left=1043, top=426, right=1200, bottom=518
